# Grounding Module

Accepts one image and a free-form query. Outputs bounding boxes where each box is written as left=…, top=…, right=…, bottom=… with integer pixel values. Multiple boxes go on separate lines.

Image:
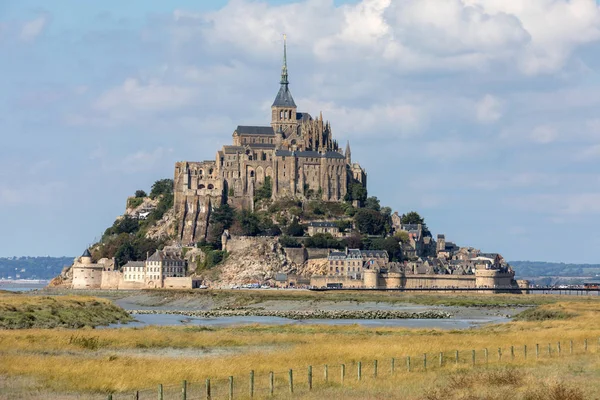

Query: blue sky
left=2, top=0, right=600, bottom=263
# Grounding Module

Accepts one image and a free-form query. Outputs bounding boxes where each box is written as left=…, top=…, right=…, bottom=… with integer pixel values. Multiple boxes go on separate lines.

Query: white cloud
left=20, top=16, right=48, bottom=42
left=530, top=125, right=558, bottom=144
left=94, top=78, right=196, bottom=113
left=476, top=94, right=503, bottom=123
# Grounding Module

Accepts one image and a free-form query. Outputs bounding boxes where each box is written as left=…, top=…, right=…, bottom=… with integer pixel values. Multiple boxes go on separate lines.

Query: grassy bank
left=0, top=300, right=599, bottom=397
left=42, top=287, right=577, bottom=308
left=0, top=293, right=132, bottom=329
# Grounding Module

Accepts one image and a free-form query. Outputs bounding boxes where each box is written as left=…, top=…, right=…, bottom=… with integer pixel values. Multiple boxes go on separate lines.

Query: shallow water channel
left=107, top=311, right=511, bottom=330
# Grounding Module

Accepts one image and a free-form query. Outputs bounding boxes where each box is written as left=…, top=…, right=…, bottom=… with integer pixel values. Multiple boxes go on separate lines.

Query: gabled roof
left=296, top=112, right=312, bottom=122
left=236, top=126, right=275, bottom=136
left=82, top=249, right=92, bottom=257
left=324, top=151, right=345, bottom=159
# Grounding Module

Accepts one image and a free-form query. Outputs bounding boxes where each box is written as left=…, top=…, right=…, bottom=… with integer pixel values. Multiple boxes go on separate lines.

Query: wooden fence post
left=472, top=350, right=476, bottom=366
left=158, top=384, right=163, bottom=400
left=249, top=370, right=254, bottom=398
left=391, top=358, right=395, bottom=375
left=570, top=340, right=573, bottom=355
left=206, top=379, right=211, bottom=400
left=510, top=346, right=514, bottom=361
left=357, top=361, right=362, bottom=381
left=498, top=348, right=502, bottom=362
left=407, top=356, right=411, bottom=372
left=524, top=345, right=527, bottom=360
left=585, top=339, right=588, bottom=352
left=289, top=369, right=294, bottom=394
left=182, top=380, right=187, bottom=400
left=341, top=364, right=346, bottom=384
left=308, top=366, right=313, bottom=390
left=485, top=348, right=489, bottom=365
left=536, top=344, right=539, bottom=359
left=558, top=342, right=561, bottom=356
left=324, top=365, right=328, bottom=382
left=108, top=395, right=112, bottom=400
left=229, top=376, right=234, bottom=400
left=134, top=391, right=139, bottom=400
left=455, top=350, right=459, bottom=365
left=374, top=360, right=378, bottom=378
left=269, top=372, right=274, bottom=396
left=548, top=343, right=551, bottom=356
left=439, top=352, right=443, bottom=368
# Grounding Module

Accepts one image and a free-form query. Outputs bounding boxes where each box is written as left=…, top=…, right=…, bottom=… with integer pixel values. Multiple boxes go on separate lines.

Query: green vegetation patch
left=0, top=294, right=132, bottom=329
left=513, top=307, right=577, bottom=322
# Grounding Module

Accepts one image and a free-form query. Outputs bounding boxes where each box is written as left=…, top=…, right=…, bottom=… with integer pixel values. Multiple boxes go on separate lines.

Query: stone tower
left=345, top=141, right=351, bottom=164
left=271, top=34, right=298, bottom=137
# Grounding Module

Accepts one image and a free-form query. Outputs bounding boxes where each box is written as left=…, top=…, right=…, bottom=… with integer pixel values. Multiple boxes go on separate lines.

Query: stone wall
left=163, top=277, right=202, bottom=289
left=223, top=236, right=275, bottom=253
left=311, top=275, right=363, bottom=289
left=72, top=266, right=103, bottom=289
left=403, top=274, right=475, bottom=288
left=284, top=247, right=307, bottom=265
left=306, top=248, right=329, bottom=259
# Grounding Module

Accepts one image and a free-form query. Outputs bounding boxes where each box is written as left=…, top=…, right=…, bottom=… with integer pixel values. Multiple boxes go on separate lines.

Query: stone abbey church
left=174, top=39, right=367, bottom=244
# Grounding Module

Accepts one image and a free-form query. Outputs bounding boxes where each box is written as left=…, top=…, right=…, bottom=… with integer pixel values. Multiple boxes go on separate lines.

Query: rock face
left=211, top=236, right=306, bottom=287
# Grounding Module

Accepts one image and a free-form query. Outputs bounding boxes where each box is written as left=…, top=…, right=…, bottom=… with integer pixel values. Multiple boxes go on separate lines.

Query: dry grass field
left=1, top=293, right=600, bottom=399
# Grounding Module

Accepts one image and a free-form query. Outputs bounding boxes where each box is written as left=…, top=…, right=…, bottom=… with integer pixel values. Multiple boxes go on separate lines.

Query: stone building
left=307, top=221, right=340, bottom=237
left=174, top=38, right=367, bottom=244
left=122, top=250, right=187, bottom=289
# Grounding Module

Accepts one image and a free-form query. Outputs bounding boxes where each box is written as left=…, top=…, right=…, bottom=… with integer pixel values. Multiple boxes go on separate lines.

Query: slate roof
left=361, top=250, right=389, bottom=258
left=275, top=150, right=293, bottom=157
left=296, top=112, right=312, bottom=122
left=297, top=151, right=322, bottom=158
left=147, top=250, right=184, bottom=263
left=236, top=126, right=275, bottom=136
left=223, top=146, right=245, bottom=154
left=81, top=249, right=92, bottom=257
left=248, top=143, right=276, bottom=149
left=309, top=221, right=337, bottom=228
left=123, top=261, right=144, bottom=269
left=272, top=84, right=296, bottom=107
left=324, top=151, right=345, bottom=159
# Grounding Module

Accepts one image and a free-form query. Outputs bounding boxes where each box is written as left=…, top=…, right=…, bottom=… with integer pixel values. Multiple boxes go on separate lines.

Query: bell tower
left=271, top=34, right=298, bottom=137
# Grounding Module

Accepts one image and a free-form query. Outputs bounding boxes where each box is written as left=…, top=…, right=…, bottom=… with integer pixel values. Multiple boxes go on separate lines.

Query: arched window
left=208, top=184, right=214, bottom=189
left=209, top=168, right=213, bottom=175
left=199, top=169, right=203, bottom=175
left=198, top=184, right=205, bottom=189
left=250, top=171, right=255, bottom=178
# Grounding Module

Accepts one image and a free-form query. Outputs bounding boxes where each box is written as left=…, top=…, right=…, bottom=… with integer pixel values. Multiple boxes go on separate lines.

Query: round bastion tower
left=363, top=269, right=379, bottom=289
left=80, top=249, right=92, bottom=265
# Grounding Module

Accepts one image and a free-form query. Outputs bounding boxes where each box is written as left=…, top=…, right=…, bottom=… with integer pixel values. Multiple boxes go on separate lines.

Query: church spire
left=272, top=34, right=296, bottom=108
left=281, top=33, right=289, bottom=85
left=345, top=140, right=352, bottom=164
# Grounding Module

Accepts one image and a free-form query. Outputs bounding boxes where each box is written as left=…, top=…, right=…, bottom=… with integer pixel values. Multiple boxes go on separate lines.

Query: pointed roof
left=272, top=34, right=296, bottom=108
left=82, top=249, right=92, bottom=257
left=345, top=141, right=351, bottom=156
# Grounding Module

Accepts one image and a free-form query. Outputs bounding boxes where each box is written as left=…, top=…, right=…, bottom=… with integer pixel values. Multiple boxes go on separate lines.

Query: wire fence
left=103, top=337, right=600, bottom=400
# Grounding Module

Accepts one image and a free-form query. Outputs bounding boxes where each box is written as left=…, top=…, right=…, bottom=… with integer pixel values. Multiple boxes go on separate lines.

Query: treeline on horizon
left=510, top=261, right=600, bottom=277
left=0, top=256, right=73, bottom=280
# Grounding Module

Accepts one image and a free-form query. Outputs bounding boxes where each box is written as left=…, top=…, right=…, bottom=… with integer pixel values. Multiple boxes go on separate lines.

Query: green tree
left=254, top=176, right=272, bottom=203
left=232, top=210, right=261, bottom=236
left=114, top=242, right=136, bottom=267
left=150, top=179, right=174, bottom=199
left=394, top=230, right=410, bottom=244
left=210, top=204, right=235, bottom=229
left=279, top=235, right=302, bottom=248
left=135, top=190, right=147, bottom=198
left=364, top=196, right=381, bottom=211
left=285, top=218, right=305, bottom=237
left=305, top=233, right=343, bottom=249
left=344, top=181, right=368, bottom=206
left=400, top=211, right=431, bottom=236
left=369, top=237, right=402, bottom=261
left=354, top=209, right=386, bottom=235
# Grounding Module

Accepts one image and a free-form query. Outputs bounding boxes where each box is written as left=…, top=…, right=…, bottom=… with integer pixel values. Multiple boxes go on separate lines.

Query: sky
left=1, top=0, right=600, bottom=263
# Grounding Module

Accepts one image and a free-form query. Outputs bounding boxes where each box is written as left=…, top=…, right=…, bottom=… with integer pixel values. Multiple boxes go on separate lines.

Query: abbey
left=174, top=39, right=366, bottom=244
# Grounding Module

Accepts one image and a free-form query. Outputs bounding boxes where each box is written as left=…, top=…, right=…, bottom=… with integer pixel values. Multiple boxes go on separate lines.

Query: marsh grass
left=513, top=308, right=577, bottom=322
left=0, top=293, right=132, bottom=329
left=2, top=297, right=600, bottom=398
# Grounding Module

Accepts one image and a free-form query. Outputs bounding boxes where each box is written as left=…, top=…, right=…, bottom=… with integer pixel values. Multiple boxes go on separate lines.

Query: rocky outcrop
left=129, top=308, right=452, bottom=320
